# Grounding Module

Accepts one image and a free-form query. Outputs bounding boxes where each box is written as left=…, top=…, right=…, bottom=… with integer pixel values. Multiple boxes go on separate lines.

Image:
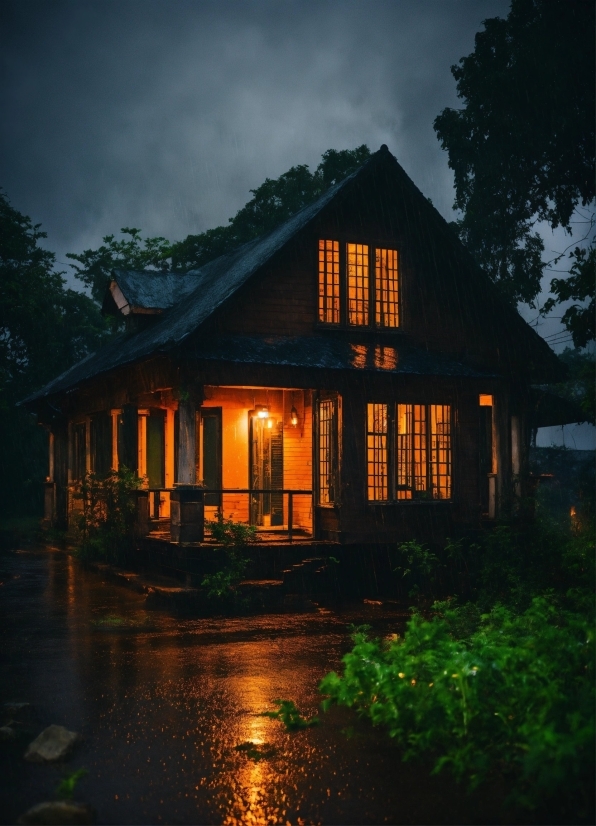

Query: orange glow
left=350, top=343, right=367, bottom=369
left=318, top=239, right=340, bottom=324
left=479, top=394, right=493, bottom=406
left=375, top=248, right=399, bottom=327
left=347, top=243, right=369, bottom=325
left=374, top=345, right=398, bottom=370
left=367, top=403, right=388, bottom=500
left=396, top=403, right=451, bottom=499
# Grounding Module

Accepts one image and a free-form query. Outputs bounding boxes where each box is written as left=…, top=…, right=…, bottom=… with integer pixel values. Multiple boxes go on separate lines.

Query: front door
left=250, top=416, right=283, bottom=526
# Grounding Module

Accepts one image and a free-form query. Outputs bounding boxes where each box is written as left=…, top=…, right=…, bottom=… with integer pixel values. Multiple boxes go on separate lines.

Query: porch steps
left=281, top=556, right=333, bottom=596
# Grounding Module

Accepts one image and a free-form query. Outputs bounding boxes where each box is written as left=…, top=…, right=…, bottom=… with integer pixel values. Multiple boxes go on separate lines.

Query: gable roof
left=23, top=145, right=563, bottom=405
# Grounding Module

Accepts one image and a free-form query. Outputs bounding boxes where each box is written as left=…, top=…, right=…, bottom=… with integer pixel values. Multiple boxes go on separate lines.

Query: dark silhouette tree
left=434, top=0, right=595, bottom=311
left=0, top=190, right=107, bottom=515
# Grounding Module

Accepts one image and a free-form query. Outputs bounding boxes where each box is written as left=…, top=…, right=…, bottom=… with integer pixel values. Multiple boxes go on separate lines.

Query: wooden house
left=25, top=145, right=566, bottom=550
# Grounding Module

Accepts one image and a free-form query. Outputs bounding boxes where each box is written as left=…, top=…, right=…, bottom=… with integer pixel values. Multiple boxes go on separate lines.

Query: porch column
left=177, top=399, right=196, bottom=485
left=54, top=420, right=69, bottom=530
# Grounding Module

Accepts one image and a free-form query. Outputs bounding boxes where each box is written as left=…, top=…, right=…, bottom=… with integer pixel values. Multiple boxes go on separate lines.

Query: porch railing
left=147, top=488, right=313, bottom=543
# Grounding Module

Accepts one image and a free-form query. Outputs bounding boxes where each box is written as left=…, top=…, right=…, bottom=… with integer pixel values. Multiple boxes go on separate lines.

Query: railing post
left=288, top=492, right=293, bottom=543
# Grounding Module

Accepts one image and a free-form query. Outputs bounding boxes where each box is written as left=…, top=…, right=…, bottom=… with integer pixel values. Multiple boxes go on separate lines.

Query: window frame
left=365, top=401, right=453, bottom=503
left=317, top=237, right=401, bottom=330
left=315, top=393, right=341, bottom=507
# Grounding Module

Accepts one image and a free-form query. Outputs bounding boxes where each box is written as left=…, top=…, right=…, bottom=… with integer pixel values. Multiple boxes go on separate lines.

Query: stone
left=17, top=800, right=94, bottom=825
left=24, top=725, right=80, bottom=763
left=0, top=725, right=16, bottom=741
left=4, top=701, right=31, bottom=716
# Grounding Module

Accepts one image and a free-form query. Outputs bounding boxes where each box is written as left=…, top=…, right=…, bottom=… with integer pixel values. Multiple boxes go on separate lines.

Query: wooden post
left=119, top=405, right=138, bottom=472
left=171, top=487, right=204, bottom=543
left=54, top=421, right=69, bottom=530
left=177, top=399, right=196, bottom=485
left=288, top=492, right=293, bottom=543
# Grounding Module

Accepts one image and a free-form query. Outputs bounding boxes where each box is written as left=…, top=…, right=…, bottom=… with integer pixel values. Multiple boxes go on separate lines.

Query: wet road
left=0, top=548, right=507, bottom=825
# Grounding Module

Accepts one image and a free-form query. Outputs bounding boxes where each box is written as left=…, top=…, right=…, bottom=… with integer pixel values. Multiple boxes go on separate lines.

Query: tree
left=0, top=190, right=107, bottom=516
left=434, top=0, right=595, bottom=310
left=543, top=244, right=595, bottom=348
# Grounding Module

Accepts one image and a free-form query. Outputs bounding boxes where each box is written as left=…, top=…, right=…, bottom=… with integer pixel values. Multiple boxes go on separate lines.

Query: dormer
left=102, top=269, right=201, bottom=330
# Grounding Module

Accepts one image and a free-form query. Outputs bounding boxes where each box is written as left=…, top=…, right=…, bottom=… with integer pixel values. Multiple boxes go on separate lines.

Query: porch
left=144, top=488, right=315, bottom=545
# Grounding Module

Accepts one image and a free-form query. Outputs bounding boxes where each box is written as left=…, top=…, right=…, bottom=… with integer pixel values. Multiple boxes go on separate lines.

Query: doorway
left=250, top=415, right=283, bottom=526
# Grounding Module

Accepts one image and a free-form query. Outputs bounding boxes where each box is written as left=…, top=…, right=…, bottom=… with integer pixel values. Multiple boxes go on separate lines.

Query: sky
left=1, top=0, right=593, bottom=447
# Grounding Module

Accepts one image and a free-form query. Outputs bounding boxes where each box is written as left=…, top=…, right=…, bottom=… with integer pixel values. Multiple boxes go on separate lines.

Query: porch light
left=256, top=405, right=269, bottom=419
left=290, top=406, right=299, bottom=427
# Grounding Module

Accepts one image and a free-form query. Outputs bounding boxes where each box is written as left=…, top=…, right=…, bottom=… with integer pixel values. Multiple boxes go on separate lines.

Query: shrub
left=320, top=597, right=595, bottom=816
left=74, top=467, right=141, bottom=563
left=201, top=512, right=258, bottom=601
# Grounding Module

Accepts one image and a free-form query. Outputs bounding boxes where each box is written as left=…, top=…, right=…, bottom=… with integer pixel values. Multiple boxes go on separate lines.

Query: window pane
left=375, top=248, right=399, bottom=327
left=318, top=239, right=340, bottom=323
left=430, top=405, right=451, bottom=499
left=396, top=404, right=413, bottom=499
left=367, top=403, right=388, bottom=500
left=347, top=243, right=369, bottom=325
left=318, top=399, right=335, bottom=504
left=413, top=404, right=427, bottom=492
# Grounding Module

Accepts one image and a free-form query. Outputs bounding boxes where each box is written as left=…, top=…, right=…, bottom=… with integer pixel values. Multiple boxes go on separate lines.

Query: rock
left=4, top=701, right=31, bottom=716
left=24, top=725, right=80, bottom=763
left=17, top=800, right=94, bottom=825
left=0, top=724, right=17, bottom=741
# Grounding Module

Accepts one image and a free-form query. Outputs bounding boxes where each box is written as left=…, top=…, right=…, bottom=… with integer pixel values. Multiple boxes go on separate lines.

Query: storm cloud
left=1, top=0, right=509, bottom=266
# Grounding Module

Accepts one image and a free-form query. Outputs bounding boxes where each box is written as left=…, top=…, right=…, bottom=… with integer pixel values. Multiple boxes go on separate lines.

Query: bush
left=201, top=512, right=258, bottom=601
left=74, top=468, right=141, bottom=563
left=320, top=597, right=594, bottom=816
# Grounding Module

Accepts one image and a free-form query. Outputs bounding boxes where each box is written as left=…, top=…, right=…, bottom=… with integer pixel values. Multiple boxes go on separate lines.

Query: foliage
left=552, top=348, right=596, bottom=424
left=0, top=189, right=107, bottom=517
left=66, top=227, right=172, bottom=305
left=74, top=467, right=141, bottom=563
left=55, top=768, right=88, bottom=800
left=206, top=511, right=258, bottom=548
left=393, top=540, right=440, bottom=599
left=320, top=597, right=594, bottom=815
left=234, top=741, right=277, bottom=761
left=260, top=699, right=319, bottom=731
left=434, top=0, right=595, bottom=308
left=201, top=512, right=257, bottom=600
left=543, top=244, right=595, bottom=348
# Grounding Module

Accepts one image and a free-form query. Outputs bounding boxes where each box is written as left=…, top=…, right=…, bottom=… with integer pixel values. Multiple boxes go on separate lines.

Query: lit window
left=318, top=240, right=340, bottom=324
left=396, top=404, right=451, bottom=500
left=479, top=394, right=493, bottom=407
left=347, top=243, right=369, bottom=325
left=318, top=398, right=338, bottom=504
left=367, top=403, right=388, bottom=500
left=375, top=248, right=399, bottom=327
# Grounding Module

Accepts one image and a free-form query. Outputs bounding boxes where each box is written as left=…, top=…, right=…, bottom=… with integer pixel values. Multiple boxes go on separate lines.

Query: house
left=25, top=145, right=568, bottom=551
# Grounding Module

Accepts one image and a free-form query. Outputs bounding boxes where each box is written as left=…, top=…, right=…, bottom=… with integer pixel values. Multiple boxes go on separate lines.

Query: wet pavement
left=0, top=547, right=511, bottom=825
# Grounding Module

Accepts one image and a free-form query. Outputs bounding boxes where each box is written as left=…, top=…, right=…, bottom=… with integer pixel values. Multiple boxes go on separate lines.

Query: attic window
left=375, top=248, right=399, bottom=328
left=318, top=241, right=400, bottom=328
left=347, top=243, right=369, bottom=325
left=318, top=240, right=340, bottom=324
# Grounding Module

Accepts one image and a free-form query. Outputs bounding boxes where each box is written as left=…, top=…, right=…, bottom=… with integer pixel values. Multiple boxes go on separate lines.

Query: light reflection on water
left=0, top=548, right=505, bottom=825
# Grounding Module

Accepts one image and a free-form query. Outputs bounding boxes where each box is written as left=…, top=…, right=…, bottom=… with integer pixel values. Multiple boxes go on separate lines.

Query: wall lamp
left=290, top=406, right=299, bottom=427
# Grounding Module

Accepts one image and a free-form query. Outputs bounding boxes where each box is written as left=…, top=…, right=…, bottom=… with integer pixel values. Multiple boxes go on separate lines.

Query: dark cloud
left=1, top=0, right=508, bottom=271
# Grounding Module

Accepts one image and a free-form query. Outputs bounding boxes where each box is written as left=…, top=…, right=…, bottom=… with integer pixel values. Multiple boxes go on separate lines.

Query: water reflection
left=0, top=549, right=504, bottom=825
